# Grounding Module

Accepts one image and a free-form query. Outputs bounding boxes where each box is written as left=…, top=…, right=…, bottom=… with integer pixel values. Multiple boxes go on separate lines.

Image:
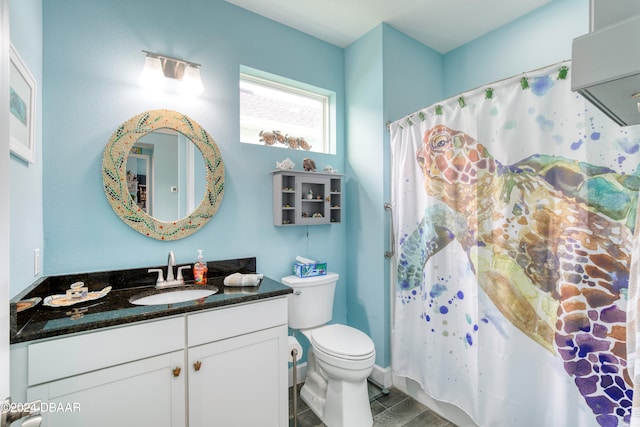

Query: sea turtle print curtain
left=390, top=61, right=640, bottom=427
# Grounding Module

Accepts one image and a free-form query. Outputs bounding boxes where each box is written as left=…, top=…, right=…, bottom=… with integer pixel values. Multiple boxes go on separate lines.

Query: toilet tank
left=281, top=272, right=339, bottom=329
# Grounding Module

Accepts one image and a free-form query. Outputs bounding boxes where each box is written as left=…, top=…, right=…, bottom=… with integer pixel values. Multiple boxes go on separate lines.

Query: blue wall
left=344, top=24, right=444, bottom=367
left=345, top=26, right=386, bottom=365
left=9, top=0, right=591, bottom=372
left=9, top=0, right=43, bottom=298
left=444, top=0, right=588, bottom=97
left=39, top=0, right=348, bottom=328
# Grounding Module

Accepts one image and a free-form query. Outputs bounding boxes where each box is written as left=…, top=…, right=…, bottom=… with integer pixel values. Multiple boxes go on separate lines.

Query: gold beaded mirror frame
left=102, top=109, right=224, bottom=240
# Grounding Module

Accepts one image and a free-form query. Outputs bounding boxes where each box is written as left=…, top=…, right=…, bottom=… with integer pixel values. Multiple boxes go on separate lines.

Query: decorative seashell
left=286, top=135, right=299, bottom=150
left=298, top=137, right=312, bottom=151
left=303, top=158, right=316, bottom=172
left=276, top=158, right=295, bottom=170
left=259, top=130, right=276, bottom=145
left=323, top=165, right=337, bottom=174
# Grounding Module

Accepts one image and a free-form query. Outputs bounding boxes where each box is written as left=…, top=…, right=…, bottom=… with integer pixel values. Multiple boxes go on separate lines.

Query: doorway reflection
left=127, top=129, right=205, bottom=222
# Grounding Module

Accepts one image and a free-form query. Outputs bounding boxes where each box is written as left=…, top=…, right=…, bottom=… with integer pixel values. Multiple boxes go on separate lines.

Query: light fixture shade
left=140, top=56, right=165, bottom=89
left=181, top=65, right=204, bottom=95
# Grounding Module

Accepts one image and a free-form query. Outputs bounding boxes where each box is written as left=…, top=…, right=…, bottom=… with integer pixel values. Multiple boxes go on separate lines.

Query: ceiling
left=225, top=0, right=551, bottom=53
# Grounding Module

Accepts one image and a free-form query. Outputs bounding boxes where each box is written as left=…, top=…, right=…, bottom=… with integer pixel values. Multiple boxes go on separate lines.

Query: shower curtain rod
left=385, top=58, right=571, bottom=132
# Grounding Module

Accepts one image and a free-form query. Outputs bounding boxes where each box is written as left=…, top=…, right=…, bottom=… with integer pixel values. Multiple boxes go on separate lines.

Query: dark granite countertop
left=10, top=257, right=292, bottom=344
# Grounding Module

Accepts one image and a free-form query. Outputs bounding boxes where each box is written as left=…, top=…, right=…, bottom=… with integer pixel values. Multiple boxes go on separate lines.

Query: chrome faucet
left=148, top=251, right=191, bottom=289
left=167, top=251, right=176, bottom=282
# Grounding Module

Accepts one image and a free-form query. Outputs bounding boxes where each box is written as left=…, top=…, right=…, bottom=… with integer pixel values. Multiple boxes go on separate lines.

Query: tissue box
left=293, top=262, right=327, bottom=278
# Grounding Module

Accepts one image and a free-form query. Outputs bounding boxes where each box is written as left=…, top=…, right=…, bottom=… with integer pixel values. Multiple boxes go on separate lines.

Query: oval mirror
left=103, top=109, right=224, bottom=240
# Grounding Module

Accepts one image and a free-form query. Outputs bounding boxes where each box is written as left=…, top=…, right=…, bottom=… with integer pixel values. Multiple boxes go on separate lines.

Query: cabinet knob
left=193, top=360, right=202, bottom=372
left=172, top=367, right=182, bottom=377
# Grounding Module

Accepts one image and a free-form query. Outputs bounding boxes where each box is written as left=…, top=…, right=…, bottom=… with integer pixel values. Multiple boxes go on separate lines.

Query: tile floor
left=288, top=381, right=457, bottom=427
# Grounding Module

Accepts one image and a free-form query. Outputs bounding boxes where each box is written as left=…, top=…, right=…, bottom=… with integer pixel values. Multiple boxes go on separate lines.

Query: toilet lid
left=309, top=324, right=375, bottom=360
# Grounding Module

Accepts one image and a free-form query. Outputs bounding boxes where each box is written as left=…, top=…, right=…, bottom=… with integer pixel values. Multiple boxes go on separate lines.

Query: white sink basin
left=130, top=287, right=218, bottom=306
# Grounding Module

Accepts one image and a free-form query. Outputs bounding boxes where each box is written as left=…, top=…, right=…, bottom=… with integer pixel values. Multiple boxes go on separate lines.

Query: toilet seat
left=307, top=324, right=375, bottom=361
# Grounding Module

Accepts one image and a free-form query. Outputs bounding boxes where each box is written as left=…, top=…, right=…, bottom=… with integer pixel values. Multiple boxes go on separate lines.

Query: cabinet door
left=27, top=351, right=186, bottom=427
left=297, top=176, right=330, bottom=224
left=188, top=325, right=288, bottom=427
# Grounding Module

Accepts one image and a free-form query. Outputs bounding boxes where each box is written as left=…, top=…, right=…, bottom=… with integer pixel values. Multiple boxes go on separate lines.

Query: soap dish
left=44, top=285, right=112, bottom=308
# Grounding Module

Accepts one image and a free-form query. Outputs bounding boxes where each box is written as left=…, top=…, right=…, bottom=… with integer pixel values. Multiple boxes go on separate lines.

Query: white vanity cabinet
left=24, top=316, right=186, bottom=427
left=187, top=298, right=289, bottom=427
left=27, top=350, right=186, bottom=427
left=272, top=170, right=343, bottom=225
left=13, top=297, right=289, bottom=427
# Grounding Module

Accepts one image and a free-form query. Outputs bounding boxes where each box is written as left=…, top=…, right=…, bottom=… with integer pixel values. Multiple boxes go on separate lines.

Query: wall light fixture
left=140, top=50, right=204, bottom=95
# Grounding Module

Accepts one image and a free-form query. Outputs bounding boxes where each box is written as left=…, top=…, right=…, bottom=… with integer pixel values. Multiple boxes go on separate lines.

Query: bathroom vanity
left=9, top=258, right=292, bottom=427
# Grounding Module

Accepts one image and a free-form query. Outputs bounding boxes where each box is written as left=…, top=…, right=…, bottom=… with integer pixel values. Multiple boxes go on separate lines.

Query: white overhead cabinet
left=272, top=170, right=343, bottom=226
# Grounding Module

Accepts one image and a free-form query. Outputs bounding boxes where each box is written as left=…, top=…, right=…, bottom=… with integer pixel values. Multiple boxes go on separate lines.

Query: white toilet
left=282, top=272, right=376, bottom=427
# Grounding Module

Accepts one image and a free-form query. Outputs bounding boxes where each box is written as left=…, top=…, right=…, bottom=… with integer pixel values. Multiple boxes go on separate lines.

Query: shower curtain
left=390, top=61, right=640, bottom=427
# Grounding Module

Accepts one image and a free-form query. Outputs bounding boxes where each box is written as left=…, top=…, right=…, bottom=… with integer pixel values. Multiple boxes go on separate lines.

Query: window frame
left=239, top=68, right=334, bottom=154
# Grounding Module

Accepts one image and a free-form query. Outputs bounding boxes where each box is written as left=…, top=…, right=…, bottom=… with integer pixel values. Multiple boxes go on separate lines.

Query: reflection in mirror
left=129, top=130, right=206, bottom=222
left=126, top=153, right=149, bottom=214
left=103, top=109, right=224, bottom=240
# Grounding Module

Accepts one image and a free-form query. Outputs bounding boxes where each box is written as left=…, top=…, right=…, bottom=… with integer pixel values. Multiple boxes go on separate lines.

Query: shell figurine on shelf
left=276, top=158, right=295, bottom=170
left=323, top=165, right=337, bottom=174
left=303, top=158, right=316, bottom=172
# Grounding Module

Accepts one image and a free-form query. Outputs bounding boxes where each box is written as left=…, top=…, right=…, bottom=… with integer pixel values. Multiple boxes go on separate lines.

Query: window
left=240, top=69, right=333, bottom=154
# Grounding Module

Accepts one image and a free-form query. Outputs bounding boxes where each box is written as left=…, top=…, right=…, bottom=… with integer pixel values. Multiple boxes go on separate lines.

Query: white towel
left=223, top=273, right=264, bottom=287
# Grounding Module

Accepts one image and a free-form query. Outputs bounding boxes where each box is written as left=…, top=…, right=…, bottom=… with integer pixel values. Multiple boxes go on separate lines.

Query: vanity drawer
left=28, top=316, right=184, bottom=386
left=188, top=297, right=287, bottom=346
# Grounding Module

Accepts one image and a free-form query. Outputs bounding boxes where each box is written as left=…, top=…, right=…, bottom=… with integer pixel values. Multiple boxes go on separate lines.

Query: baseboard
left=369, top=364, right=393, bottom=389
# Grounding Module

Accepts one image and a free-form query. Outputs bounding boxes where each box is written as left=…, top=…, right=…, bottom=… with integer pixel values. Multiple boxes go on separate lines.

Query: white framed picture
left=9, top=43, right=36, bottom=164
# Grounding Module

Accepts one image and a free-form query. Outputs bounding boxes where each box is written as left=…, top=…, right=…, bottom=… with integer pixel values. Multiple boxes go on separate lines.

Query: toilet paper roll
left=288, top=336, right=303, bottom=362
